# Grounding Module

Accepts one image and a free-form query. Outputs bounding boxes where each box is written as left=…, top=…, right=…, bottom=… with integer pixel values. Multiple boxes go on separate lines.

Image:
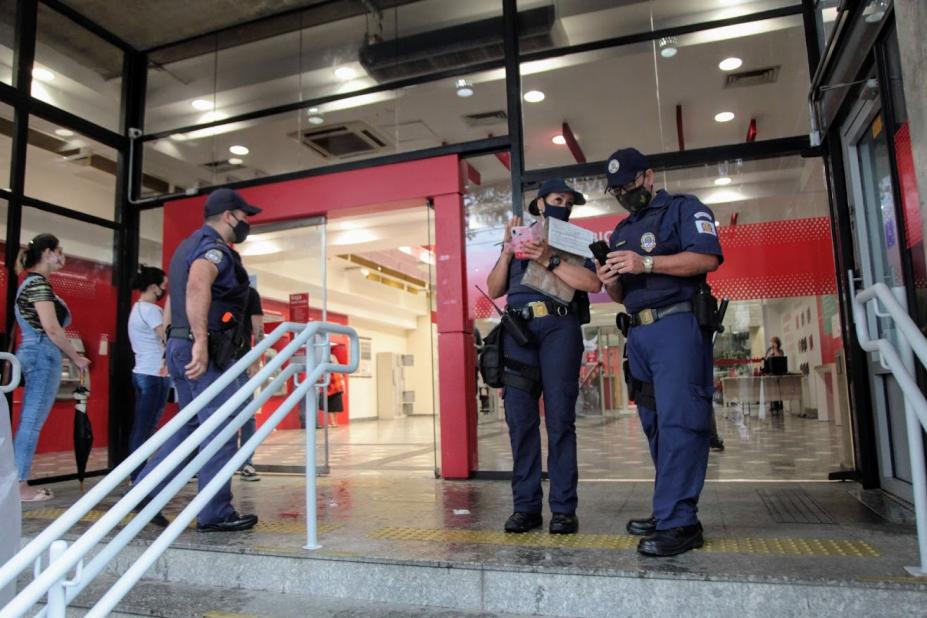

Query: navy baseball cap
left=537, top=178, right=586, bottom=205
left=203, top=188, right=262, bottom=218
left=605, top=148, right=650, bottom=188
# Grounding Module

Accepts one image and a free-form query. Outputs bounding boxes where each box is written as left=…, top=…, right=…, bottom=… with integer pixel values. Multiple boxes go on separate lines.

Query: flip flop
left=21, top=488, right=54, bottom=502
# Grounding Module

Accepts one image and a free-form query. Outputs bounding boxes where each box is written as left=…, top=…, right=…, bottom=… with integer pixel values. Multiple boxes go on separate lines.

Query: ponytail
left=16, top=233, right=59, bottom=275
left=131, top=265, right=166, bottom=291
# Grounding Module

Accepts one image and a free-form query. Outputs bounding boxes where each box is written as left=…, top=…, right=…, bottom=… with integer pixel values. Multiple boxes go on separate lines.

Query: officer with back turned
left=595, top=148, right=723, bottom=556
left=134, top=188, right=261, bottom=532
left=486, top=179, right=602, bottom=535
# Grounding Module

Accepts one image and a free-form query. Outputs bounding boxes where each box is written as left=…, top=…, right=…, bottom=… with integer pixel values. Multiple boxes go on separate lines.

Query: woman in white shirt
left=127, top=266, right=169, bottom=483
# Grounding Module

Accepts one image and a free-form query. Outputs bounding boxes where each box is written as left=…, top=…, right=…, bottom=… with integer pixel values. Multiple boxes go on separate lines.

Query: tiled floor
left=27, top=405, right=853, bottom=484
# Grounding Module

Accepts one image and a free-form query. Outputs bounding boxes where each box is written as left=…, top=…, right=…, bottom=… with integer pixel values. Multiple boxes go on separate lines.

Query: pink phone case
left=511, top=226, right=532, bottom=258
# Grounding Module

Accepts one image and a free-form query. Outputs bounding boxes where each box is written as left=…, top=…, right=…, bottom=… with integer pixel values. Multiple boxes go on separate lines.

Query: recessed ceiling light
left=714, top=176, right=732, bottom=186
left=524, top=90, right=545, bottom=103
left=552, top=135, right=566, bottom=145
left=54, top=128, right=74, bottom=137
left=658, top=37, right=678, bottom=58
left=191, top=99, right=213, bottom=111
left=715, top=111, right=735, bottom=123
left=455, top=79, right=474, bottom=97
left=33, top=67, right=55, bottom=82
left=334, top=66, right=358, bottom=81
left=229, top=145, right=249, bottom=155
left=308, top=107, right=319, bottom=114
left=228, top=157, right=243, bottom=165
left=307, top=114, right=324, bottom=125
left=719, top=57, right=743, bottom=71
left=170, top=133, right=188, bottom=141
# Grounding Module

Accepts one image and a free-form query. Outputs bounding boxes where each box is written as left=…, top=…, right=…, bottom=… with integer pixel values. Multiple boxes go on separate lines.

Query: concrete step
left=20, top=534, right=926, bottom=618
left=51, top=577, right=540, bottom=617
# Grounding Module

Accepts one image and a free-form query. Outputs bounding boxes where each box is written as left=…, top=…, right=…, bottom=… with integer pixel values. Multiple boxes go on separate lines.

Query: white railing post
left=45, top=541, right=68, bottom=618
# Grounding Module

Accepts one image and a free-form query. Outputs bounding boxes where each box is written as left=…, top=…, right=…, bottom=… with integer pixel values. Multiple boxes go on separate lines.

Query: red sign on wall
left=289, top=293, right=310, bottom=323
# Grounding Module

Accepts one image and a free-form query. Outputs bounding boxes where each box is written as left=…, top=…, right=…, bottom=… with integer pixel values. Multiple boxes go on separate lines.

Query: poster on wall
left=354, top=336, right=373, bottom=378
left=289, top=292, right=310, bottom=323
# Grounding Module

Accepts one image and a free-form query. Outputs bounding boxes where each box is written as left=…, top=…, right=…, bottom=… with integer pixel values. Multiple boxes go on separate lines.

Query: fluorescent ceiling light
left=191, top=99, right=213, bottom=111
left=308, top=107, right=319, bottom=114
left=552, top=135, right=566, bottom=145
left=719, top=57, right=743, bottom=71
left=714, top=176, right=732, bottom=186
left=228, top=157, right=243, bottom=165
left=33, top=67, right=54, bottom=82
left=54, top=128, right=74, bottom=137
left=170, top=133, right=188, bottom=141
left=334, top=66, right=358, bottom=81
left=715, top=111, right=735, bottom=122
left=229, top=145, right=249, bottom=155
left=455, top=79, right=474, bottom=97
left=307, top=114, right=324, bottom=125
left=523, top=90, right=545, bottom=103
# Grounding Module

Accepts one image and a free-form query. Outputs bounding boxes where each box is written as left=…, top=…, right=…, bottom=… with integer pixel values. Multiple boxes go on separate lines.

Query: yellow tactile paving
left=23, top=508, right=340, bottom=535
left=369, top=527, right=881, bottom=558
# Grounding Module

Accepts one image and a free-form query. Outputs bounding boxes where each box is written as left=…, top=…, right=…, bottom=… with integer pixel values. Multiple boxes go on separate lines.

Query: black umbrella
left=73, top=373, right=92, bottom=491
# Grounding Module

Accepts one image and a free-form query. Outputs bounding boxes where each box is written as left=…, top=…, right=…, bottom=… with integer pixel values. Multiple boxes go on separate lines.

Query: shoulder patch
left=204, top=249, right=224, bottom=265
left=695, top=220, right=718, bottom=236
left=694, top=211, right=713, bottom=220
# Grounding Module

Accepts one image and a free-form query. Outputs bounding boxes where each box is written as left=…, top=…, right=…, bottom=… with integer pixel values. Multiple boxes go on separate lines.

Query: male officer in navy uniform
left=486, top=179, right=602, bottom=535
left=134, top=188, right=261, bottom=532
left=596, top=149, right=723, bottom=556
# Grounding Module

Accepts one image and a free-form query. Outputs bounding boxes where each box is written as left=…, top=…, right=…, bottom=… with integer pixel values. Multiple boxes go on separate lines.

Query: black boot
left=626, top=516, right=657, bottom=536
left=709, top=435, right=725, bottom=451
left=637, top=523, right=704, bottom=557
left=549, top=513, right=578, bottom=534
left=132, top=497, right=170, bottom=528
left=504, top=512, right=542, bottom=533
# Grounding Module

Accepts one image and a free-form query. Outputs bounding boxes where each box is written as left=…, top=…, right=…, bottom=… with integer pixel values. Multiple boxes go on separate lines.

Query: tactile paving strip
left=23, top=508, right=340, bottom=535
left=369, top=527, right=881, bottom=558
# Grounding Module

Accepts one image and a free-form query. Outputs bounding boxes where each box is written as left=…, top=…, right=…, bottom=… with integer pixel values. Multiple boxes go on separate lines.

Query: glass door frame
left=840, top=93, right=915, bottom=501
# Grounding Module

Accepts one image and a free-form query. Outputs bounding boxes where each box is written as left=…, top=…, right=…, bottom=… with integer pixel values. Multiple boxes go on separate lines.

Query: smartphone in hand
left=511, top=226, right=532, bottom=259
left=589, top=240, right=611, bottom=266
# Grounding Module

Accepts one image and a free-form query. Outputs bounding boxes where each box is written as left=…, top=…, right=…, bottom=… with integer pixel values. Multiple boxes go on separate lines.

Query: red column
left=433, top=192, right=478, bottom=478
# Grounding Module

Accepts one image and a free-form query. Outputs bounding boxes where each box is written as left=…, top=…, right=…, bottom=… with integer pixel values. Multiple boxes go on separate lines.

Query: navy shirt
left=168, top=225, right=250, bottom=332
left=609, top=190, right=723, bottom=314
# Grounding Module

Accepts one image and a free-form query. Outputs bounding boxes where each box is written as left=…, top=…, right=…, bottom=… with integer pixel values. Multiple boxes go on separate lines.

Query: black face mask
left=228, top=214, right=251, bottom=244
left=542, top=200, right=572, bottom=222
left=617, top=185, right=652, bottom=215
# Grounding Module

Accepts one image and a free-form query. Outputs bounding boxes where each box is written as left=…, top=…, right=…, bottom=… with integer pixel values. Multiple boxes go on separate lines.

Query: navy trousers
left=135, top=338, right=238, bottom=526
left=626, top=312, right=714, bottom=530
left=503, top=313, right=583, bottom=514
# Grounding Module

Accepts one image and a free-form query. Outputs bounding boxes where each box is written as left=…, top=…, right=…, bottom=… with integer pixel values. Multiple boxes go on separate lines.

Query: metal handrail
left=849, top=273, right=927, bottom=577
left=0, top=321, right=358, bottom=616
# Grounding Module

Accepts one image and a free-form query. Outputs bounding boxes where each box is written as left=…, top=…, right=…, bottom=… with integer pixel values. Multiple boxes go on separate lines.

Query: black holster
left=503, top=357, right=542, bottom=399
left=622, top=349, right=656, bottom=410
left=571, top=292, right=591, bottom=325
left=208, top=320, right=248, bottom=371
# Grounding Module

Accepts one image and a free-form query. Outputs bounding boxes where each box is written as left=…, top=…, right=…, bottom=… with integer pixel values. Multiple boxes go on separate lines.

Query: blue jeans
left=14, top=337, right=62, bottom=481
left=129, top=373, right=170, bottom=482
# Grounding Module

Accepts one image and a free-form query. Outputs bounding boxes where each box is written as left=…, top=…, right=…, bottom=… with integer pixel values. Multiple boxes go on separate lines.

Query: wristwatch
left=642, top=256, right=654, bottom=274
left=547, top=255, right=562, bottom=271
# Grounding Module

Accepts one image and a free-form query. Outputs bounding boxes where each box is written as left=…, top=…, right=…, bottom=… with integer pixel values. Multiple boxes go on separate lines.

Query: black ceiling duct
left=359, top=6, right=557, bottom=82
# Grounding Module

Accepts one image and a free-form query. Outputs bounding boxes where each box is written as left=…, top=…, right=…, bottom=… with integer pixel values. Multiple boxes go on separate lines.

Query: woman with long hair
left=14, top=234, right=90, bottom=501
left=127, top=265, right=170, bottom=483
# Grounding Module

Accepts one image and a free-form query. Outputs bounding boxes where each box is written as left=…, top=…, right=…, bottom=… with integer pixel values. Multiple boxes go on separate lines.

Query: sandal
left=21, top=488, right=54, bottom=502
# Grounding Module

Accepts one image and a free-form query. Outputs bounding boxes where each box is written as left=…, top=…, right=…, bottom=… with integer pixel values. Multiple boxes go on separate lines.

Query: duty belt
left=630, top=301, right=692, bottom=326
left=166, top=326, right=193, bottom=341
left=507, top=300, right=570, bottom=320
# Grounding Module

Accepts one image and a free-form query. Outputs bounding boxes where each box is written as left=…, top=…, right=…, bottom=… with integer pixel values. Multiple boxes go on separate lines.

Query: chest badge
left=640, top=232, right=657, bottom=253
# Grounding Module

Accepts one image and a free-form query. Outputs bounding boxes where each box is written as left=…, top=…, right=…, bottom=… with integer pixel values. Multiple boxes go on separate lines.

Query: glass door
left=842, top=97, right=914, bottom=501
left=237, top=217, right=329, bottom=473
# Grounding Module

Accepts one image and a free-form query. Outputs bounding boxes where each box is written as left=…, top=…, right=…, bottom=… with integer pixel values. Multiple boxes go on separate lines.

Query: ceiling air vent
left=292, top=121, right=389, bottom=159
left=202, top=159, right=247, bottom=174
left=463, top=110, right=507, bottom=127
left=724, top=66, right=780, bottom=88
left=359, top=6, right=558, bottom=81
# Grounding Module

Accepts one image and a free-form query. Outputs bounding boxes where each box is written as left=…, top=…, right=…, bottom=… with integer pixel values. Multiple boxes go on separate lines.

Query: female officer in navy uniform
left=596, top=148, right=723, bottom=556
left=486, top=179, right=601, bottom=535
